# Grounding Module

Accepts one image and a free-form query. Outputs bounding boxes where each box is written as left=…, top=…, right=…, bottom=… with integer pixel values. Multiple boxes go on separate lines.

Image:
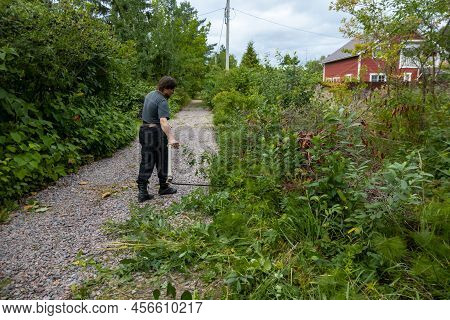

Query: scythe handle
left=167, top=144, right=173, bottom=183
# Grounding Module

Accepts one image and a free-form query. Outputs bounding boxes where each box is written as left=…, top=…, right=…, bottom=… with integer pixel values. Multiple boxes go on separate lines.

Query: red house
left=322, top=38, right=420, bottom=84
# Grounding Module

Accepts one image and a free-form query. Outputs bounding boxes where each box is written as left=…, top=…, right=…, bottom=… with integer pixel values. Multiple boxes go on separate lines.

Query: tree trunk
left=420, top=71, right=427, bottom=131
left=431, top=53, right=436, bottom=105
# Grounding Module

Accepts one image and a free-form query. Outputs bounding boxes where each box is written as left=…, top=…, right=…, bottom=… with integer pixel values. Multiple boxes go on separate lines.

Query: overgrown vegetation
left=3, top=0, right=447, bottom=300
left=0, top=0, right=207, bottom=208
left=82, top=35, right=449, bottom=298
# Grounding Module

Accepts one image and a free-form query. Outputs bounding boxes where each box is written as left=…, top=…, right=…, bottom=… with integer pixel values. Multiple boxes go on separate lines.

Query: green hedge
left=0, top=1, right=146, bottom=206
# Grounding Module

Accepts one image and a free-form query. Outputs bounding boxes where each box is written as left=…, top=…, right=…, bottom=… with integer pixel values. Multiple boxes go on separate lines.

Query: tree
left=93, top=0, right=211, bottom=94
left=395, top=0, right=449, bottom=98
left=240, top=41, right=260, bottom=68
left=108, top=0, right=151, bottom=42
left=208, top=45, right=238, bottom=70
left=278, top=52, right=300, bottom=68
left=305, top=60, right=323, bottom=74
left=331, top=0, right=450, bottom=101
left=169, top=1, right=212, bottom=94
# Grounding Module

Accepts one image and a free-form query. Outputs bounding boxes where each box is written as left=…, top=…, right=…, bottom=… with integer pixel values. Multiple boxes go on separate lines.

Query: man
left=137, top=76, right=180, bottom=202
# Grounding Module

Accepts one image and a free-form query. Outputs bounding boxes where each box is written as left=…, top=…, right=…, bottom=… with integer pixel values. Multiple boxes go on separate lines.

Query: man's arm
left=160, top=117, right=179, bottom=148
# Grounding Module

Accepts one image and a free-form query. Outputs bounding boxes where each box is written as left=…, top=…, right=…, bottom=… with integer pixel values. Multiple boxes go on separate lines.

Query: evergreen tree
left=208, top=45, right=238, bottom=69
left=240, top=41, right=260, bottom=68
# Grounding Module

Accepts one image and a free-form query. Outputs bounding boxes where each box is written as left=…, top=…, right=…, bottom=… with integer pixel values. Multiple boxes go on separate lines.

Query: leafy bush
left=0, top=1, right=144, bottom=205
left=94, top=61, right=448, bottom=299
left=169, top=87, right=191, bottom=115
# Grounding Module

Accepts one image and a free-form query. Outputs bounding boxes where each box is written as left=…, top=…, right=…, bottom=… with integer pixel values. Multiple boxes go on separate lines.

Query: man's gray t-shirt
left=141, top=91, right=170, bottom=124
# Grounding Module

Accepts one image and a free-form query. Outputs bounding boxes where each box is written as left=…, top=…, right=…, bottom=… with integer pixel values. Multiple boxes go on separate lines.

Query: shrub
left=0, top=1, right=142, bottom=205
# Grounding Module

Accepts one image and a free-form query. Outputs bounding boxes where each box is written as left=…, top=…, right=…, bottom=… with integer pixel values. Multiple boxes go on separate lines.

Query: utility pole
left=225, top=0, right=230, bottom=71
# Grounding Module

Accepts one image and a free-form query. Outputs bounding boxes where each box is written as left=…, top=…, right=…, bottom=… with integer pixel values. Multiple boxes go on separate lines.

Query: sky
left=178, top=0, right=351, bottom=64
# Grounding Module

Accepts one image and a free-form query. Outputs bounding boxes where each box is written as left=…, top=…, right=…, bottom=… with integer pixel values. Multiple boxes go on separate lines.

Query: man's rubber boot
left=158, top=183, right=177, bottom=196
left=138, top=181, right=154, bottom=202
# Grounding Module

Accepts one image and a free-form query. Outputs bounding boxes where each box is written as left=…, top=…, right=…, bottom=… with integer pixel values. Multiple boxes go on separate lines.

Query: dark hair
left=157, top=76, right=177, bottom=90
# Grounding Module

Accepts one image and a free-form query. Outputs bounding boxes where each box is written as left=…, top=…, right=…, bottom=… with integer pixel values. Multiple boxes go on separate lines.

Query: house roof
left=323, top=38, right=363, bottom=64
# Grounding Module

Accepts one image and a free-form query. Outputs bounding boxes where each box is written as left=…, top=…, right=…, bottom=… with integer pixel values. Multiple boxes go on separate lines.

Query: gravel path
left=0, top=100, right=216, bottom=299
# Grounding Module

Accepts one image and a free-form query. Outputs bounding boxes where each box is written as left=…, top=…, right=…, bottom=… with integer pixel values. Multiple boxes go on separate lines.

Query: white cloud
left=178, top=0, right=350, bottom=63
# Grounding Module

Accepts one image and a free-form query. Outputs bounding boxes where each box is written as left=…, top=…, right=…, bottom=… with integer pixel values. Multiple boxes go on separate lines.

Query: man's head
left=157, top=76, right=177, bottom=98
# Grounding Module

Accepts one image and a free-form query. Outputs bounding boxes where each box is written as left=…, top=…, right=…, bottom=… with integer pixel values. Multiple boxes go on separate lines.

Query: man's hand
left=169, top=139, right=180, bottom=149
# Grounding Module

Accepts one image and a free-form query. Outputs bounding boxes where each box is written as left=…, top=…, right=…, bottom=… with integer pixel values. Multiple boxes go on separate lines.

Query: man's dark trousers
left=137, top=125, right=168, bottom=185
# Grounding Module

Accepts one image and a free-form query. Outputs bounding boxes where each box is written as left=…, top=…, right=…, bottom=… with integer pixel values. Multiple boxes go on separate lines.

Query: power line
left=233, top=8, right=344, bottom=40
left=198, top=8, right=225, bottom=16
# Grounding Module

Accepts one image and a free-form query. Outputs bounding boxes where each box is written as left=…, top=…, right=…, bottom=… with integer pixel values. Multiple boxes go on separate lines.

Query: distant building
left=322, top=38, right=421, bottom=84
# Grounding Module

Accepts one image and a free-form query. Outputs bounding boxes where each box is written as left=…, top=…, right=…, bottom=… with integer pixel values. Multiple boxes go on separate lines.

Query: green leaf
left=42, top=136, right=55, bottom=147
left=236, top=280, right=242, bottom=292
left=28, top=161, right=39, bottom=169
left=14, top=168, right=28, bottom=180
left=31, top=152, right=42, bottom=162
left=262, top=259, right=272, bottom=272
left=119, top=259, right=137, bottom=265
left=54, top=165, right=66, bottom=176
left=400, top=180, right=408, bottom=190
left=166, top=282, right=176, bottom=299
left=13, top=155, right=26, bottom=166
left=0, top=88, right=9, bottom=100
left=10, top=132, right=22, bottom=143
left=152, top=289, right=161, bottom=300
left=180, top=291, right=192, bottom=300
left=337, top=189, right=348, bottom=203
left=6, top=145, right=16, bottom=153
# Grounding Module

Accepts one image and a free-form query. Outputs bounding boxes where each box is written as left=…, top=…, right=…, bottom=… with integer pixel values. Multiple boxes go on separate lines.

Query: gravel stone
left=0, top=101, right=216, bottom=299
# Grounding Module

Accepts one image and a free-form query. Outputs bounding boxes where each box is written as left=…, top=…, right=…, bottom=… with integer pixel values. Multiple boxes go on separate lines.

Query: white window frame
left=403, top=72, right=412, bottom=82
left=369, top=73, right=386, bottom=83
left=372, top=46, right=382, bottom=59
left=399, top=52, right=419, bottom=68
left=332, top=76, right=340, bottom=83
left=345, top=74, right=353, bottom=81
left=399, top=40, right=421, bottom=69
